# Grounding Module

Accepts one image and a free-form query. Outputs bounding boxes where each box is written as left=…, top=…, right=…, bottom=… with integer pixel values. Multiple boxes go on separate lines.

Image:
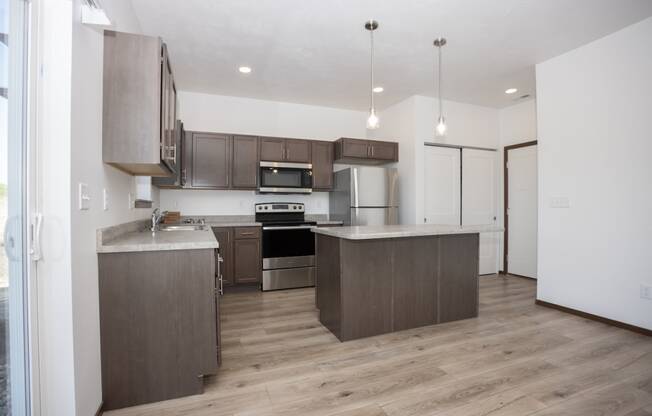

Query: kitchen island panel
left=439, top=234, right=480, bottom=323
left=340, top=239, right=393, bottom=341
left=392, top=236, right=440, bottom=331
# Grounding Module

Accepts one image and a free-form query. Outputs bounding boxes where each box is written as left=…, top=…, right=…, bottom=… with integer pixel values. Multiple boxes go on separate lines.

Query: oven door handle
left=263, top=226, right=316, bottom=231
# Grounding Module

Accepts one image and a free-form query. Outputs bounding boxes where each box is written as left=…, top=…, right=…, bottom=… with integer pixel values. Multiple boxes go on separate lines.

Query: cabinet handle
left=286, top=147, right=290, bottom=160
left=181, top=168, right=187, bottom=185
left=163, top=145, right=176, bottom=161
left=239, top=232, right=255, bottom=236
left=371, top=146, right=374, bottom=157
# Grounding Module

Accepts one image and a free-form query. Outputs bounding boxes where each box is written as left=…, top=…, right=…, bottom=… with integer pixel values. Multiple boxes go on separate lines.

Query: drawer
left=234, top=227, right=261, bottom=240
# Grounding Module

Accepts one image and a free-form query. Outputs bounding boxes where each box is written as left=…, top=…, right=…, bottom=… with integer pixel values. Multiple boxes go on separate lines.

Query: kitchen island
left=312, top=224, right=503, bottom=341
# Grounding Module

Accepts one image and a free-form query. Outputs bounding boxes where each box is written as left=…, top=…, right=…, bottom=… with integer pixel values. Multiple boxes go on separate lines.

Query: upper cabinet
left=334, top=138, right=398, bottom=164
left=191, top=133, right=232, bottom=189
left=102, top=31, right=178, bottom=176
left=311, top=141, right=334, bottom=191
left=231, top=135, right=260, bottom=189
left=260, top=137, right=311, bottom=163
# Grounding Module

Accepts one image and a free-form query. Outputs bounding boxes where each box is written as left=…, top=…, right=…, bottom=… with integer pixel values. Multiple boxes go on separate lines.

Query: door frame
left=503, top=140, right=537, bottom=275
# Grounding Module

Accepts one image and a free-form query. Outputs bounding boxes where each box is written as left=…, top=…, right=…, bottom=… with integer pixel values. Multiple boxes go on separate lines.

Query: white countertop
left=97, top=228, right=219, bottom=253
left=312, top=224, right=504, bottom=240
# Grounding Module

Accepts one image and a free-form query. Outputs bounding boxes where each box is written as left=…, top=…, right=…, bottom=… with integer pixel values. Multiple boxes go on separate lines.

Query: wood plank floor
left=105, top=275, right=652, bottom=416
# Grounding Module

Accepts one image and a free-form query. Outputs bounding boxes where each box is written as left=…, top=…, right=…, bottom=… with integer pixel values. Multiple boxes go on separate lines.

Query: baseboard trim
left=95, top=402, right=104, bottom=416
left=508, top=273, right=537, bottom=281
left=535, top=299, right=652, bottom=337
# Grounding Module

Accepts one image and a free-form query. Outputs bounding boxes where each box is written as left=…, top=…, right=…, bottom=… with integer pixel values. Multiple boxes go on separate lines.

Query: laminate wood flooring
left=105, top=275, right=652, bottom=416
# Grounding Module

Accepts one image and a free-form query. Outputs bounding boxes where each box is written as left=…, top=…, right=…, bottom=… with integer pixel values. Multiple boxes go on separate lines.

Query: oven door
left=259, top=162, right=313, bottom=194
left=262, top=225, right=315, bottom=269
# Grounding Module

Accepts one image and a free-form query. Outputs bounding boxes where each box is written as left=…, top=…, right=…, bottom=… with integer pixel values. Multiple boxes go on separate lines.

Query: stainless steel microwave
left=259, top=161, right=313, bottom=194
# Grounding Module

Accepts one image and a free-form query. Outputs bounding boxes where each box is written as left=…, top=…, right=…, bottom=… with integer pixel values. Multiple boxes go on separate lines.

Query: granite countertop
left=179, top=215, right=342, bottom=227
left=312, top=224, right=504, bottom=240
left=97, top=221, right=218, bottom=253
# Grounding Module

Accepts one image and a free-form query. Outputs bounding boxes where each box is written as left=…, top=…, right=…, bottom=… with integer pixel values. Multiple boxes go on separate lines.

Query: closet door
left=424, top=146, right=461, bottom=225
left=462, top=149, right=498, bottom=274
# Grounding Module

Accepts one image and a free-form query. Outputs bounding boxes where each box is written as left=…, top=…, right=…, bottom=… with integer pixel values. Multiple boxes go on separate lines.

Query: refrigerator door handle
left=353, top=168, right=359, bottom=208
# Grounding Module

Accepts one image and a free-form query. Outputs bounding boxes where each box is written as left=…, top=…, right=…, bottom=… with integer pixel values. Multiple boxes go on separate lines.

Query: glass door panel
left=1, top=0, right=31, bottom=414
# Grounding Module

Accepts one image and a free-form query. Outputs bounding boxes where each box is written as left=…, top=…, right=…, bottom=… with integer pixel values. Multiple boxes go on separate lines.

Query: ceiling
left=129, top=0, right=652, bottom=110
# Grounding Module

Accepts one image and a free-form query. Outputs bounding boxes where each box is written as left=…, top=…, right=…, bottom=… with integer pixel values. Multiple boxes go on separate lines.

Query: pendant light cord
left=437, top=42, right=443, bottom=118
left=370, top=26, right=375, bottom=111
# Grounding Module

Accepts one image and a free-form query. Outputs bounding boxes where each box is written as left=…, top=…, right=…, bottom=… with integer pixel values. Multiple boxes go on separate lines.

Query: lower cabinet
left=212, top=226, right=262, bottom=287
left=98, top=249, right=218, bottom=410
left=234, top=238, right=262, bottom=284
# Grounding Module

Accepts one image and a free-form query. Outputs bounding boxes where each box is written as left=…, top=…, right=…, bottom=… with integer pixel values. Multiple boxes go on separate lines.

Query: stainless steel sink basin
left=158, top=225, right=207, bottom=232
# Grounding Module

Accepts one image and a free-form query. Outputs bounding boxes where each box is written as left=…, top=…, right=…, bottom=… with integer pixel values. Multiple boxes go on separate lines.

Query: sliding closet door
left=424, top=146, right=461, bottom=225
left=462, top=149, right=498, bottom=275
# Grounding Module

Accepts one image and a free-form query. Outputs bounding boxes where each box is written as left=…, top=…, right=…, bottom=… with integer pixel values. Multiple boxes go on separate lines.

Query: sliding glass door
left=1, top=0, right=32, bottom=414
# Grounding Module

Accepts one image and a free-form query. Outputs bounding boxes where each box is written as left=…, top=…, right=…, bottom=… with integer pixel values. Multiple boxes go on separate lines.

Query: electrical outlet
left=641, top=284, right=652, bottom=300
left=550, top=196, right=570, bottom=208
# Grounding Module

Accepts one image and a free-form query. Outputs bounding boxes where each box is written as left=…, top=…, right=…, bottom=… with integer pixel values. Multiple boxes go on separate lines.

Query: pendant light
left=365, top=20, right=380, bottom=130
left=434, top=37, right=447, bottom=137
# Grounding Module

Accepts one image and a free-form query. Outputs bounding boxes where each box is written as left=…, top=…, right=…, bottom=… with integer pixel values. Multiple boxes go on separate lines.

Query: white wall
left=371, top=95, right=500, bottom=225
left=160, top=92, right=368, bottom=215
left=536, top=17, right=652, bottom=330
left=68, top=1, right=153, bottom=415
left=498, top=99, right=538, bottom=270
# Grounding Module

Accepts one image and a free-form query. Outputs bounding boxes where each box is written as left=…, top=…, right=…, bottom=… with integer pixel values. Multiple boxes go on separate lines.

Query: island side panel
left=340, top=239, right=393, bottom=341
left=438, top=234, right=480, bottom=323
left=392, top=236, right=440, bottom=331
left=98, top=249, right=216, bottom=410
left=316, top=234, right=342, bottom=339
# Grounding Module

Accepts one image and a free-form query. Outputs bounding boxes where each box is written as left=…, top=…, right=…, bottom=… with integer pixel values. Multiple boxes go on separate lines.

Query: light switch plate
left=103, top=189, right=109, bottom=211
left=79, top=183, right=91, bottom=210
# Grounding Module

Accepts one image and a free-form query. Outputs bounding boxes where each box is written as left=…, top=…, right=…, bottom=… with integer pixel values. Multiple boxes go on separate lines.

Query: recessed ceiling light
left=373, top=86, right=384, bottom=93
left=238, top=66, right=252, bottom=74
left=505, top=88, right=518, bottom=94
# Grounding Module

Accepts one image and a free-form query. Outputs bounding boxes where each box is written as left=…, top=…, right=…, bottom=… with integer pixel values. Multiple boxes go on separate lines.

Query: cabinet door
left=311, top=141, right=334, bottom=190
left=181, top=129, right=192, bottom=187
left=284, top=139, right=311, bottom=163
left=260, top=137, right=285, bottom=161
left=234, top=239, right=261, bottom=284
left=231, top=135, right=259, bottom=189
left=160, top=45, right=170, bottom=164
left=212, top=228, right=234, bottom=286
left=191, top=133, right=231, bottom=189
left=340, top=138, right=370, bottom=159
left=369, top=141, right=398, bottom=161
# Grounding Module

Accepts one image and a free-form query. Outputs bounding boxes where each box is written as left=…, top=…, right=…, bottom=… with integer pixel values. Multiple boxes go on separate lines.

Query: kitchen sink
left=158, top=225, right=207, bottom=231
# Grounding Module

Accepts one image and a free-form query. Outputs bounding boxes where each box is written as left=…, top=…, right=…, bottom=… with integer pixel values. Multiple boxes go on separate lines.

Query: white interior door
left=462, top=149, right=498, bottom=275
left=507, top=145, right=538, bottom=278
left=423, top=146, right=461, bottom=225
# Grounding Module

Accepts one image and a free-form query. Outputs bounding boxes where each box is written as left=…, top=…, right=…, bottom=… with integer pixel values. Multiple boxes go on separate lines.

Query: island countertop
left=311, top=224, right=504, bottom=240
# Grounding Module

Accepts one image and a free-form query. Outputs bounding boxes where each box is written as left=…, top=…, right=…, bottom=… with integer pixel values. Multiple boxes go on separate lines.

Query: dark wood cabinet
left=311, top=141, right=334, bottom=190
left=191, top=133, right=231, bottom=189
left=231, top=135, right=259, bottom=189
left=212, top=227, right=234, bottom=286
left=98, top=249, right=218, bottom=410
left=212, top=226, right=261, bottom=287
left=339, top=138, right=370, bottom=159
left=234, top=238, right=262, bottom=284
left=152, top=121, right=184, bottom=188
left=334, top=138, right=398, bottom=164
left=285, top=139, right=311, bottom=162
left=103, top=31, right=179, bottom=176
left=260, top=137, right=286, bottom=161
left=369, top=141, right=398, bottom=161
left=260, top=137, right=311, bottom=163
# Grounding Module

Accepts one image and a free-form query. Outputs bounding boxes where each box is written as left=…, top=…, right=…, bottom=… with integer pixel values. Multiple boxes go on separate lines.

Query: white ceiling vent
left=81, top=0, right=113, bottom=28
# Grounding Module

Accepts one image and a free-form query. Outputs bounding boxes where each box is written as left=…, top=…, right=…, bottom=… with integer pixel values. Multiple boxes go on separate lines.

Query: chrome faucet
left=150, top=208, right=168, bottom=232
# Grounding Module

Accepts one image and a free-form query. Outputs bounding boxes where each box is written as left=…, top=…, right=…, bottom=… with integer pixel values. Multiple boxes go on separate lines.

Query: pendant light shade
left=365, top=20, right=380, bottom=130
left=434, top=37, right=447, bottom=137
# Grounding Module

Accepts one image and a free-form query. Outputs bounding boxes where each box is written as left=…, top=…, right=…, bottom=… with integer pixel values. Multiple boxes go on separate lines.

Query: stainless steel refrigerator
left=329, top=167, right=399, bottom=226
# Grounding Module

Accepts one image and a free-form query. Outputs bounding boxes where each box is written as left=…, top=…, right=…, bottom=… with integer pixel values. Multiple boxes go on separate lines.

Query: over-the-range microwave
left=258, top=161, right=313, bottom=194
